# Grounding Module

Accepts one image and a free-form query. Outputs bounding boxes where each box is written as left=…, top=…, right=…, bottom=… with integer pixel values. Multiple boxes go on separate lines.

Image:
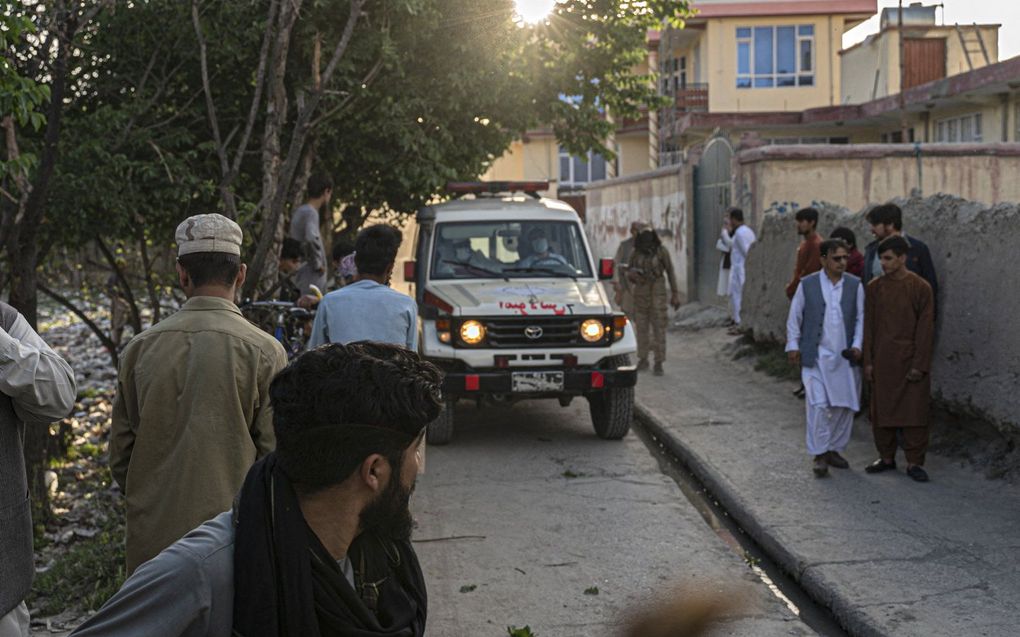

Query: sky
left=843, top=0, right=1020, bottom=61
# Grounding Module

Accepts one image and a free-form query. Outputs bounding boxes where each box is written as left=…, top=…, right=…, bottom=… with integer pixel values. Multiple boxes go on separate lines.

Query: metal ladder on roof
left=954, top=23, right=991, bottom=70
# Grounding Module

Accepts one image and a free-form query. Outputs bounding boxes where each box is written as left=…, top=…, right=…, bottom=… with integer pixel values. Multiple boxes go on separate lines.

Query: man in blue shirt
left=308, top=225, right=418, bottom=350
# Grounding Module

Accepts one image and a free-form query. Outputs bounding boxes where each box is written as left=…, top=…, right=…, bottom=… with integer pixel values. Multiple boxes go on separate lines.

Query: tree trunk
left=13, top=243, right=45, bottom=507
left=10, top=1, right=107, bottom=512
left=137, top=225, right=162, bottom=324
left=243, top=0, right=365, bottom=300
left=8, top=10, right=72, bottom=328
left=242, top=0, right=300, bottom=300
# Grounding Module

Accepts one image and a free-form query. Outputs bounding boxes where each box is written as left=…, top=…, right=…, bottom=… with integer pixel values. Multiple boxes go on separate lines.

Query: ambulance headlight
left=460, top=320, right=486, bottom=345
left=580, top=319, right=606, bottom=343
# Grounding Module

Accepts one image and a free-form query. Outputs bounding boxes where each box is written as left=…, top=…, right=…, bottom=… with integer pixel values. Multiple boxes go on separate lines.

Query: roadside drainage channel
left=632, top=410, right=850, bottom=637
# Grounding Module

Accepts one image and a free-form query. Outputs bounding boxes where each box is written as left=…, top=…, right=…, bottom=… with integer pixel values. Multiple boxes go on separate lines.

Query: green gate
left=693, top=136, right=733, bottom=303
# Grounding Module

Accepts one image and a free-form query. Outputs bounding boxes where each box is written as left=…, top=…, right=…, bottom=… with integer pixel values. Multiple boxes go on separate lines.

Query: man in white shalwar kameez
left=727, top=208, right=756, bottom=332
left=786, top=239, right=864, bottom=477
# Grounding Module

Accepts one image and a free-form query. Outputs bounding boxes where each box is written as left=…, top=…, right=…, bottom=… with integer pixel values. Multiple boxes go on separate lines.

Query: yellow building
left=840, top=5, right=998, bottom=105
left=663, top=3, right=1005, bottom=149
left=661, top=0, right=875, bottom=114
left=485, top=1, right=1013, bottom=197
left=660, top=0, right=874, bottom=151
left=486, top=0, right=876, bottom=190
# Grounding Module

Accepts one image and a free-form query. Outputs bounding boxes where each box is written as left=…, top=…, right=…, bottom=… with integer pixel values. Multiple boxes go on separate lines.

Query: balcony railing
left=669, top=83, right=709, bottom=113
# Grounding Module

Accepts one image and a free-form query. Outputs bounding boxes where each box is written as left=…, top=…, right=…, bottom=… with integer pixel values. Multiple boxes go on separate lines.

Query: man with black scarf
left=72, top=342, right=440, bottom=637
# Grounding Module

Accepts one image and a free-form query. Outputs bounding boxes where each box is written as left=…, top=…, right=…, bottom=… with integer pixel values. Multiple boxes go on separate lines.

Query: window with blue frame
left=737, top=25, right=814, bottom=89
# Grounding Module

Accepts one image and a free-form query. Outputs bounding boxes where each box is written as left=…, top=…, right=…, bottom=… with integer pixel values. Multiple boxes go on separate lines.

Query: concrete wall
left=840, top=33, right=883, bottom=103
left=584, top=165, right=692, bottom=301
left=740, top=195, right=1020, bottom=435
left=735, top=143, right=1020, bottom=226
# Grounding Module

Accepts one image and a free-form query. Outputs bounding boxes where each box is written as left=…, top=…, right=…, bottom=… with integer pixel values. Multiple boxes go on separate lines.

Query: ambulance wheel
left=427, top=400, right=455, bottom=445
left=588, top=356, right=634, bottom=440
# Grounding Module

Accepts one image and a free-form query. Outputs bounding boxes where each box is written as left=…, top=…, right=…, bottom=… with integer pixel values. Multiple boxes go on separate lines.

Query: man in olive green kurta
left=111, top=214, right=287, bottom=573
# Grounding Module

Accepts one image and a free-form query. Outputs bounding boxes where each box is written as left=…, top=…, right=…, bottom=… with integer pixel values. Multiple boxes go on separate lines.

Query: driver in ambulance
left=516, top=227, right=568, bottom=268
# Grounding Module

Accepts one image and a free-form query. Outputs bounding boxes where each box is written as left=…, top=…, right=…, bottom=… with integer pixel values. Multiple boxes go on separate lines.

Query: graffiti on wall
left=762, top=199, right=825, bottom=215
left=584, top=175, right=688, bottom=292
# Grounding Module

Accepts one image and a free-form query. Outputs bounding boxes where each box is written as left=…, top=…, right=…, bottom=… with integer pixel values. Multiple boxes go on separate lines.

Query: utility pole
left=898, top=0, right=909, bottom=142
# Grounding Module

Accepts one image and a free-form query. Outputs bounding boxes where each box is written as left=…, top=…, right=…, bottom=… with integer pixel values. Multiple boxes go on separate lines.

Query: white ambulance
left=403, top=181, right=638, bottom=445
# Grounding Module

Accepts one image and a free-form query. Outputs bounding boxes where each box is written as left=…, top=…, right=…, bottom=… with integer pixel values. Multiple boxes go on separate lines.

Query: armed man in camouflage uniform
left=627, top=229, right=681, bottom=376
left=612, top=221, right=647, bottom=315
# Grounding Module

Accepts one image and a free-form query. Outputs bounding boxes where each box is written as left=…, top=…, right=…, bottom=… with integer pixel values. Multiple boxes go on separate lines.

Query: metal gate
left=693, top=136, right=733, bottom=303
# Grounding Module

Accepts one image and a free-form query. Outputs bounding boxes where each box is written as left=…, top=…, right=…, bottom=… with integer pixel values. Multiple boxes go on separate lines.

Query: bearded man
left=73, top=342, right=440, bottom=637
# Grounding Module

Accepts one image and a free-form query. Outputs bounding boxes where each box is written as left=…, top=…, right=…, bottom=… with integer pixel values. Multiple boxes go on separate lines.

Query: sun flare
left=514, top=0, right=557, bottom=24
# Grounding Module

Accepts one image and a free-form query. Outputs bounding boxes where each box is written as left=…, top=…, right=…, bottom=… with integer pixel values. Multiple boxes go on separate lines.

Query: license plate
left=511, top=371, right=564, bottom=392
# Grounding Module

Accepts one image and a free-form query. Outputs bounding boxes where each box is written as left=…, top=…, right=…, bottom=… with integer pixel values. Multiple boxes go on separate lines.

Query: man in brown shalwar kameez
left=862, top=235, right=935, bottom=482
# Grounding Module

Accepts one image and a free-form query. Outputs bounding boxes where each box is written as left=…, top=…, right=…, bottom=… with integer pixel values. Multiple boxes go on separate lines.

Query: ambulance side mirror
left=598, top=258, right=615, bottom=281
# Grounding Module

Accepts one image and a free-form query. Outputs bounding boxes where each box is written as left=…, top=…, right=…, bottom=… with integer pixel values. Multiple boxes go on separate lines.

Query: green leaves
left=0, top=12, right=50, bottom=187
left=510, top=0, right=693, bottom=158
left=11, top=0, right=694, bottom=277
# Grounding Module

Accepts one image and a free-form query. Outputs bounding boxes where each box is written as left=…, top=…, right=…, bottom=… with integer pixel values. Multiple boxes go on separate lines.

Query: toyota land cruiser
left=404, top=181, right=638, bottom=444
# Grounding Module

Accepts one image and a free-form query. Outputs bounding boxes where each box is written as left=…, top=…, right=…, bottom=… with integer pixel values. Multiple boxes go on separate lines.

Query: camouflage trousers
left=632, top=282, right=668, bottom=363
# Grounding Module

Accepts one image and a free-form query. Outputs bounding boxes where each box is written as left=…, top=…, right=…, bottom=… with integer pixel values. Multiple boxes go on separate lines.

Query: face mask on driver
left=455, top=247, right=471, bottom=261
left=532, top=238, right=549, bottom=253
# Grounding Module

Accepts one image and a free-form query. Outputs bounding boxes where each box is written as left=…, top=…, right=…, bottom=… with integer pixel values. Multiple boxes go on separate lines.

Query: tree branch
left=37, top=282, right=119, bottom=369
left=191, top=0, right=230, bottom=182
left=319, top=0, right=367, bottom=88
left=135, top=219, right=162, bottom=324
left=0, top=116, right=30, bottom=249
left=95, top=235, right=143, bottom=334
left=309, top=57, right=383, bottom=129
left=229, top=0, right=280, bottom=180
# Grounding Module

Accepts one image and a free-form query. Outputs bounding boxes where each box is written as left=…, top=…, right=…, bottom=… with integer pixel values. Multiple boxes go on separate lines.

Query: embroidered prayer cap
left=175, top=213, right=243, bottom=257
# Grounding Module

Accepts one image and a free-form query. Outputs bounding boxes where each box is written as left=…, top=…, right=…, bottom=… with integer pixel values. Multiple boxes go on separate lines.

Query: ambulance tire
left=427, top=400, right=455, bottom=445
left=588, top=356, right=634, bottom=440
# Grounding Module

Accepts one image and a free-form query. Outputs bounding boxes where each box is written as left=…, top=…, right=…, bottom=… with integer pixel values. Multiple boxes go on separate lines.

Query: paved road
left=638, top=327, right=1020, bottom=637
left=412, top=398, right=812, bottom=637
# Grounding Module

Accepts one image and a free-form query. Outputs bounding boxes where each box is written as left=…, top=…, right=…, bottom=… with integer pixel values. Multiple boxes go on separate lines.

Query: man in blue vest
left=786, top=239, right=864, bottom=478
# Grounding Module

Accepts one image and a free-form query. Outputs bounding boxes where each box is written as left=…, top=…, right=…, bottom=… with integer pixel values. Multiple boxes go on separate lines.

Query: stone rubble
left=28, top=302, right=125, bottom=634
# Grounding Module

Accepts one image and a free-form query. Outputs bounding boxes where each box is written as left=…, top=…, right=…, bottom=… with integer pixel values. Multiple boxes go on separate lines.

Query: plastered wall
left=584, top=165, right=691, bottom=301
left=735, top=144, right=1020, bottom=226
left=742, top=195, right=1020, bottom=435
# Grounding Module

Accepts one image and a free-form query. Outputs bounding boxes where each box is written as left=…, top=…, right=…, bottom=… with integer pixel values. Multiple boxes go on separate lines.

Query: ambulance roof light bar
left=446, top=181, right=550, bottom=200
